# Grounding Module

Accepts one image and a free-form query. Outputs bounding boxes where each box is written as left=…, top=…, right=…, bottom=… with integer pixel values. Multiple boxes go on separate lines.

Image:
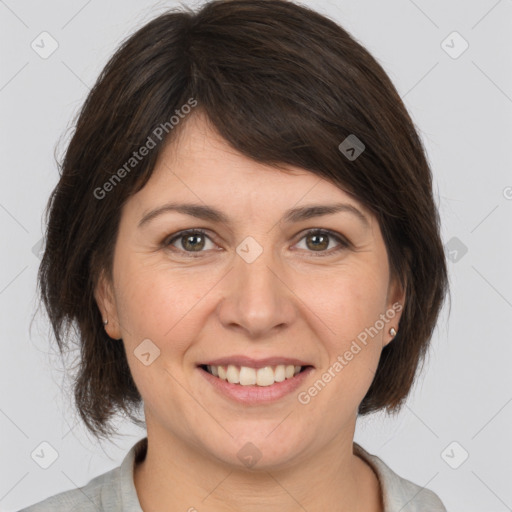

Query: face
left=95, top=111, right=405, bottom=470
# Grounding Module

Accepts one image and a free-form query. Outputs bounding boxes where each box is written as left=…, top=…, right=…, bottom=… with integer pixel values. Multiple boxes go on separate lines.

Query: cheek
left=307, top=266, right=389, bottom=399
left=114, top=266, right=209, bottom=406
left=114, top=258, right=216, bottom=352
left=312, top=265, right=389, bottom=342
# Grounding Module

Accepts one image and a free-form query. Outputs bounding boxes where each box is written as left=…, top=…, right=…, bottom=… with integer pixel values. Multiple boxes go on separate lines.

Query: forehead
left=137, top=112, right=371, bottom=220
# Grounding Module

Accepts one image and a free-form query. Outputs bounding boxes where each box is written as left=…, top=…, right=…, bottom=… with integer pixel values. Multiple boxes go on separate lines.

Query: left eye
left=164, top=228, right=348, bottom=256
left=294, top=229, right=349, bottom=255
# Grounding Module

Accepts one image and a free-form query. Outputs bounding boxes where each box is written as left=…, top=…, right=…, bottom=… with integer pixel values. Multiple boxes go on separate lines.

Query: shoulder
left=17, top=468, right=117, bottom=512
left=18, top=437, right=147, bottom=512
left=353, top=442, right=447, bottom=512
left=19, top=470, right=115, bottom=512
left=18, top=438, right=147, bottom=512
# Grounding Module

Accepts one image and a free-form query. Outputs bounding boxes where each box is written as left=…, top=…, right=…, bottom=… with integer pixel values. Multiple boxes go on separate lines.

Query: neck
left=133, top=424, right=382, bottom=512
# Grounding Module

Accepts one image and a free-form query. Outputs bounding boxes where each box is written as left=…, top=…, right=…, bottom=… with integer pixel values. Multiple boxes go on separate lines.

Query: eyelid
left=163, top=227, right=350, bottom=256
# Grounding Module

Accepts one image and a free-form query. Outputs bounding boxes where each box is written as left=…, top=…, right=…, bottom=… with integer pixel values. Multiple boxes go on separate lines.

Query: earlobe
left=384, top=326, right=398, bottom=347
left=384, top=275, right=406, bottom=347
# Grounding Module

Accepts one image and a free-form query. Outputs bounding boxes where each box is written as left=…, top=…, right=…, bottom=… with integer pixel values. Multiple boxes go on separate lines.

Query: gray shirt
left=18, top=437, right=446, bottom=511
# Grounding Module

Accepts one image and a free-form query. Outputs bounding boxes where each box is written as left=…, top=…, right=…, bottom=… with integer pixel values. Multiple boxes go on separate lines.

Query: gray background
left=1, top=0, right=511, bottom=510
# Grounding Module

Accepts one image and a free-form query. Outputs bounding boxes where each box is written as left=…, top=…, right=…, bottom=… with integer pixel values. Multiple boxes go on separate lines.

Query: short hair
left=36, top=0, right=449, bottom=440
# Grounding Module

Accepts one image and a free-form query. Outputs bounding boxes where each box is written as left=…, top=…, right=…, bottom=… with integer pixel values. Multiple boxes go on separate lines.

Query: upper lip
left=198, top=356, right=314, bottom=369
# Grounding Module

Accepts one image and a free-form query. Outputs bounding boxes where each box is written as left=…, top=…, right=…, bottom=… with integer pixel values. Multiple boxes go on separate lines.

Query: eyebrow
left=138, top=202, right=370, bottom=229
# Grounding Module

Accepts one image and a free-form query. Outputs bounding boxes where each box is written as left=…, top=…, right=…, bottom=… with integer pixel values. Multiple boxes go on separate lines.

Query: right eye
left=164, top=229, right=217, bottom=256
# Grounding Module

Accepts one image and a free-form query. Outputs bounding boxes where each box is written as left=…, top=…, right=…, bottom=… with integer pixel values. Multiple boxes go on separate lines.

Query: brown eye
left=306, top=232, right=329, bottom=251
left=295, top=229, right=349, bottom=255
left=166, top=229, right=213, bottom=254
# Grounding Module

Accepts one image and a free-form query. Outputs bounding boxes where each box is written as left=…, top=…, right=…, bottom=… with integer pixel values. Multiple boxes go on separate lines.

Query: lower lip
left=197, top=366, right=314, bottom=405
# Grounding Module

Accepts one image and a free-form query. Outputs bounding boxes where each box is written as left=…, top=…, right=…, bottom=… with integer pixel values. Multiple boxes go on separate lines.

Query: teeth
left=227, top=364, right=240, bottom=384
left=218, top=365, right=227, bottom=380
left=274, top=365, right=286, bottom=383
left=205, top=364, right=303, bottom=386
left=255, top=366, right=274, bottom=386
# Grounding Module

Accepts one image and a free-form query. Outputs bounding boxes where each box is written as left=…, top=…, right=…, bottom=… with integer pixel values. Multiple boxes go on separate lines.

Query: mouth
left=198, top=363, right=314, bottom=387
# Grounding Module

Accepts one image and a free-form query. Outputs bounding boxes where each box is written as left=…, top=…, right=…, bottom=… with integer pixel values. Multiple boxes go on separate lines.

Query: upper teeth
left=207, top=364, right=302, bottom=386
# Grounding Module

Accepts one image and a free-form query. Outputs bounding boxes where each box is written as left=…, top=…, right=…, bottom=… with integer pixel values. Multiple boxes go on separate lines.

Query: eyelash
left=163, top=228, right=350, bottom=258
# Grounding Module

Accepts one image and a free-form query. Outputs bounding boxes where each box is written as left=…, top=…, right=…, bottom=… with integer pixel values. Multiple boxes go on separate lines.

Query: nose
left=216, top=241, right=298, bottom=339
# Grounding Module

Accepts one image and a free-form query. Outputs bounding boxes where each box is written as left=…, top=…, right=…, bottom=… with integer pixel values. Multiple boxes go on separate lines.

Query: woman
left=21, top=0, right=449, bottom=510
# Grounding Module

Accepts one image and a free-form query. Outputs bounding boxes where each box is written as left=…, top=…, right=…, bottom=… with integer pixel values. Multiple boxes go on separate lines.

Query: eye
left=165, top=229, right=215, bottom=256
left=294, top=229, right=349, bottom=256
left=163, top=228, right=350, bottom=257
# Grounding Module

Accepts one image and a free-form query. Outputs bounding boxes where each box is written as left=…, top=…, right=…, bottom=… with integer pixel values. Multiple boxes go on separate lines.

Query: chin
left=201, top=428, right=308, bottom=471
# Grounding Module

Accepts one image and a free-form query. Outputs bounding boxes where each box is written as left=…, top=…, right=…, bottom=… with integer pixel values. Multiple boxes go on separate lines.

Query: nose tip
left=216, top=246, right=297, bottom=338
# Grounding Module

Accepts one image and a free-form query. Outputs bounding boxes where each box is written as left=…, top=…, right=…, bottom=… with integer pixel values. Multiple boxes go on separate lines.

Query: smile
left=197, top=364, right=314, bottom=405
left=201, top=364, right=310, bottom=386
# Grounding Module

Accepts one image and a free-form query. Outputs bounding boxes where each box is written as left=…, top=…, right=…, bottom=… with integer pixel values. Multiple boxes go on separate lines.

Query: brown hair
left=36, top=0, right=449, bottom=440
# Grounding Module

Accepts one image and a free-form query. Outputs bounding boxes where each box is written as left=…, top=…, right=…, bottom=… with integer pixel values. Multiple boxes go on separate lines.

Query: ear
left=383, top=272, right=407, bottom=348
left=94, top=269, right=122, bottom=340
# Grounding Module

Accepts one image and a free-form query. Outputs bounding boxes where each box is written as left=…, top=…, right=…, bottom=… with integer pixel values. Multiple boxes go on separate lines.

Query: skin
left=95, top=111, right=405, bottom=512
